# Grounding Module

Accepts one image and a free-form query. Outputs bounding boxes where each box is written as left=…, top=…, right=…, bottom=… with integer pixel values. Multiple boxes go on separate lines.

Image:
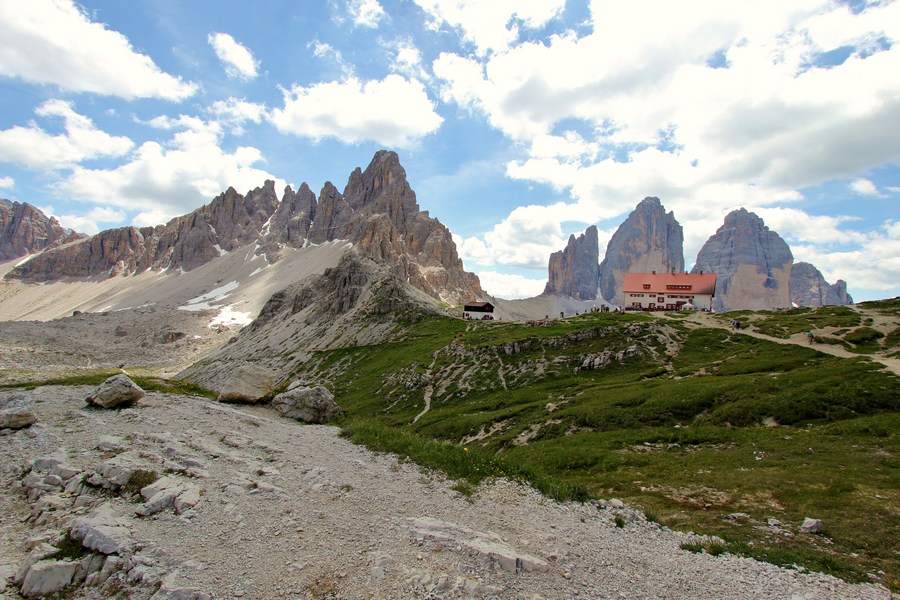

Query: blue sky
left=0, top=0, right=898, bottom=301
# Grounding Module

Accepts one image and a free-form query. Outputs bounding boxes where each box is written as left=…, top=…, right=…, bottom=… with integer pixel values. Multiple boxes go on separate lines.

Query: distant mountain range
left=2, top=152, right=851, bottom=314
left=2, top=151, right=481, bottom=306
left=544, top=197, right=852, bottom=311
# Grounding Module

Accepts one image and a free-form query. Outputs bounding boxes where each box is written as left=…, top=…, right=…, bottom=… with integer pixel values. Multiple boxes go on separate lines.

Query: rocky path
left=1, top=386, right=892, bottom=599
left=685, top=310, right=900, bottom=376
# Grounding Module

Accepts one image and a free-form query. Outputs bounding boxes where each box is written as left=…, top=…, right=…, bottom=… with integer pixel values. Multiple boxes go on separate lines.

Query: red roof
left=622, top=272, right=717, bottom=296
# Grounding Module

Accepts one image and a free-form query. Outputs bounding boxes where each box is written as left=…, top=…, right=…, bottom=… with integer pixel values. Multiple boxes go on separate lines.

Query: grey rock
left=70, top=505, right=134, bottom=554
left=0, top=393, right=37, bottom=429
left=790, top=262, right=853, bottom=307
left=799, top=517, right=823, bottom=534
left=19, top=560, right=78, bottom=597
left=692, top=208, right=793, bottom=312
left=85, top=374, right=144, bottom=408
left=216, top=364, right=276, bottom=403
left=408, top=516, right=548, bottom=574
left=0, top=200, right=83, bottom=261
left=272, top=384, right=340, bottom=424
left=599, top=197, right=684, bottom=305
left=544, top=226, right=600, bottom=300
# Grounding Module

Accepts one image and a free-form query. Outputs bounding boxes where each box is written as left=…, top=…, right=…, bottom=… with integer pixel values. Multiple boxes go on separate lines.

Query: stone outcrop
left=0, top=200, right=83, bottom=261
left=598, top=197, right=684, bottom=305
left=6, top=151, right=482, bottom=305
left=180, top=253, right=443, bottom=391
left=84, top=374, right=145, bottom=409
left=691, top=209, right=793, bottom=312
left=544, top=226, right=600, bottom=300
left=790, top=262, right=853, bottom=307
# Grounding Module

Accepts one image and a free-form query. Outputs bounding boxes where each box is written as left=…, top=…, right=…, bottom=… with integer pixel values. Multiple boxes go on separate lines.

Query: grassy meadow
left=296, top=304, right=899, bottom=589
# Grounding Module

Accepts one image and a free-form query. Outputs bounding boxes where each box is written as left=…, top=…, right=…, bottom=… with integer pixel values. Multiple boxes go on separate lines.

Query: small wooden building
left=622, top=272, right=717, bottom=311
left=463, top=302, right=495, bottom=320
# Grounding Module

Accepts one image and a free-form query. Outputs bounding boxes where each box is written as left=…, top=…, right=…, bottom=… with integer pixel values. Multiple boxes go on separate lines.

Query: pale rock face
left=6, top=151, right=481, bottom=305
left=691, top=208, right=793, bottom=312
left=790, top=262, right=854, bottom=307
left=0, top=200, right=83, bottom=261
left=598, top=197, right=684, bottom=305
left=544, top=226, right=600, bottom=300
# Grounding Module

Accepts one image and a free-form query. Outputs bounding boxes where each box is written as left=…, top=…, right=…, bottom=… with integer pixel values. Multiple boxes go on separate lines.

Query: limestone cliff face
left=6, top=151, right=482, bottom=305
left=691, top=209, right=793, bottom=312
left=0, top=200, right=83, bottom=261
left=544, top=226, right=600, bottom=300
left=598, top=197, right=684, bottom=305
left=790, top=262, right=854, bottom=307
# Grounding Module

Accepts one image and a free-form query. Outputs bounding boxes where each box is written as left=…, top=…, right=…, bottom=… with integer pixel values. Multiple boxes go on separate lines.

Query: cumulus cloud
left=62, top=115, right=283, bottom=226
left=44, top=206, right=126, bottom=236
left=434, top=1, right=900, bottom=289
left=209, top=98, right=267, bottom=135
left=348, top=0, right=386, bottom=28
left=790, top=221, right=900, bottom=292
left=849, top=177, right=881, bottom=196
left=268, top=75, right=443, bottom=147
left=0, top=176, right=14, bottom=189
left=415, top=0, right=566, bottom=55
left=0, top=100, right=133, bottom=169
left=208, top=33, right=259, bottom=80
left=475, top=270, right=546, bottom=299
left=0, top=0, right=196, bottom=100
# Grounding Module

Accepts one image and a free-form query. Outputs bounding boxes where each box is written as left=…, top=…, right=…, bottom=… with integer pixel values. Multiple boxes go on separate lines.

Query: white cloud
left=415, top=0, right=566, bottom=55
left=208, top=33, right=259, bottom=80
left=849, top=177, right=881, bottom=196
left=476, top=270, right=546, bottom=299
left=46, top=206, right=126, bottom=235
left=269, top=75, right=443, bottom=147
left=384, top=39, right=430, bottom=81
left=0, top=0, right=196, bottom=100
left=62, top=115, right=283, bottom=226
left=348, top=0, right=386, bottom=28
left=0, top=100, right=133, bottom=169
left=209, top=98, right=266, bottom=135
left=435, top=1, right=900, bottom=281
left=790, top=221, right=900, bottom=293
left=0, top=176, right=14, bottom=189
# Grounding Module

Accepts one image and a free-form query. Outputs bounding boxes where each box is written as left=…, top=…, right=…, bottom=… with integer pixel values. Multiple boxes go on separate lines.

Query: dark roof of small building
left=622, top=272, right=717, bottom=296
left=464, top=302, right=495, bottom=312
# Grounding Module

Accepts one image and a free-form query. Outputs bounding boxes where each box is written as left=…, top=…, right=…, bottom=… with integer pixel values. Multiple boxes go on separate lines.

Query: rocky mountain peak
left=691, top=208, right=793, bottom=311
left=598, top=197, right=684, bottom=304
left=544, top=226, right=600, bottom=300
left=790, top=262, right=854, bottom=307
left=5, top=152, right=482, bottom=305
left=0, top=200, right=84, bottom=261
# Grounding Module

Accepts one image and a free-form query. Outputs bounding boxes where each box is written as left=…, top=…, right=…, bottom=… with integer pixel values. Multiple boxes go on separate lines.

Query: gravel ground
left=0, top=385, right=891, bottom=599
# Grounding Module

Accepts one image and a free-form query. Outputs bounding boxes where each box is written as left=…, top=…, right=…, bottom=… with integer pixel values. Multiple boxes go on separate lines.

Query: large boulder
left=272, top=383, right=340, bottom=423
left=216, top=364, right=276, bottom=403
left=0, top=393, right=37, bottom=429
left=85, top=374, right=145, bottom=408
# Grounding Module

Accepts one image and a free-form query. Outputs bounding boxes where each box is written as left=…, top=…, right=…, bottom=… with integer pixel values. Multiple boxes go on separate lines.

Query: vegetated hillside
left=291, top=305, right=900, bottom=589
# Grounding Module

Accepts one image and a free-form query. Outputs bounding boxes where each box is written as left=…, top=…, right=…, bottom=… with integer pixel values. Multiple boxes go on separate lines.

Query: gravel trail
left=0, top=386, right=891, bottom=599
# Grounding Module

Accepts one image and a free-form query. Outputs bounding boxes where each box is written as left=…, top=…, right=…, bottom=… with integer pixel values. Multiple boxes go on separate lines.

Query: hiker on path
left=807, top=330, right=815, bottom=345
